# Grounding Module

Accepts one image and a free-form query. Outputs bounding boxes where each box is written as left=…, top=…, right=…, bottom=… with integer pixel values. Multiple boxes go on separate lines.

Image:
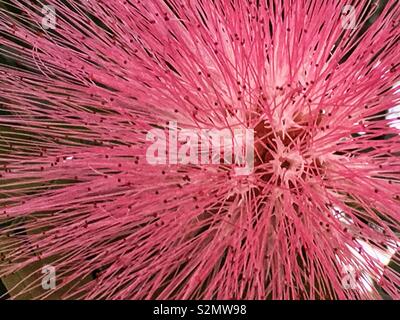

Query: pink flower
left=0, top=0, right=399, bottom=299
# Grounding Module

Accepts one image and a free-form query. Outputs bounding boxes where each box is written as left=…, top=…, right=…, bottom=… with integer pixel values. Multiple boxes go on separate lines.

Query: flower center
left=252, top=118, right=326, bottom=190
left=272, top=150, right=305, bottom=183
